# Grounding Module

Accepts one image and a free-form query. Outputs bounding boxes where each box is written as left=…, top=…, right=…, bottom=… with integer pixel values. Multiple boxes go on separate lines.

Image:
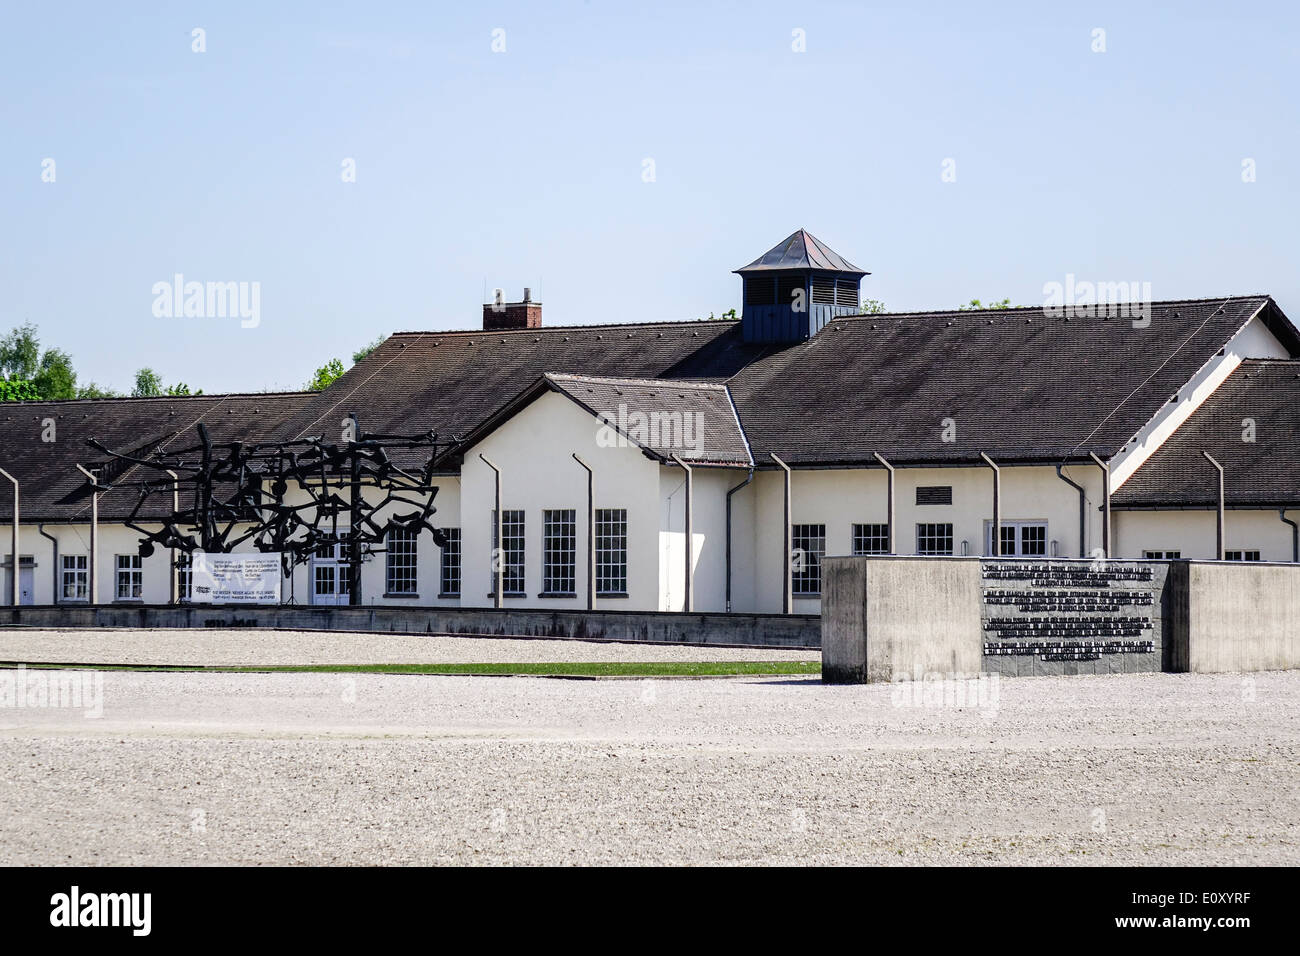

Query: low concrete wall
left=1168, top=562, right=1300, bottom=673
left=822, top=556, right=982, bottom=683
left=0, top=604, right=820, bottom=649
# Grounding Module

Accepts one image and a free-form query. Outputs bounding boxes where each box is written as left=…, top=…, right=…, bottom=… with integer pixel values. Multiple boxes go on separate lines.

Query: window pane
left=439, top=528, right=461, bottom=595
left=384, top=527, right=418, bottom=594
left=851, top=523, right=889, bottom=555
left=595, top=509, right=628, bottom=595
left=791, top=524, right=826, bottom=594
left=543, top=509, right=577, bottom=594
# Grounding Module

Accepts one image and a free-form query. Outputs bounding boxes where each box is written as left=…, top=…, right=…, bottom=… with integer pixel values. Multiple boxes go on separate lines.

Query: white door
left=3, top=565, right=34, bottom=605
left=311, top=541, right=352, bottom=606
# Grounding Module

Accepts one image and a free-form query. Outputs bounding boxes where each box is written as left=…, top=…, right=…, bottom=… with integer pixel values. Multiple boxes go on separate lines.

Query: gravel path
left=1, top=667, right=1296, bottom=865
left=0, top=627, right=819, bottom=667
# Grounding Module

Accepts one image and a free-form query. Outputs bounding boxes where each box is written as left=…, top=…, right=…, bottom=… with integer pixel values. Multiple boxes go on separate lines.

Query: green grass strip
left=8, top=660, right=820, bottom=678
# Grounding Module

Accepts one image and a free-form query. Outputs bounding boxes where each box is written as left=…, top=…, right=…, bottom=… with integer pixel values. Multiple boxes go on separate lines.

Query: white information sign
left=191, top=553, right=282, bottom=604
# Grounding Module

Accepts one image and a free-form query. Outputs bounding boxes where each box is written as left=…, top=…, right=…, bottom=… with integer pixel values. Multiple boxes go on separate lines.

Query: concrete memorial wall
left=824, top=555, right=1300, bottom=683
left=980, top=560, right=1166, bottom=677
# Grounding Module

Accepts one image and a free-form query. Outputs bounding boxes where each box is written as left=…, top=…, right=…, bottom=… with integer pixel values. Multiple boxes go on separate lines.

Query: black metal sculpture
left=85, top=414, right=455, bottom=605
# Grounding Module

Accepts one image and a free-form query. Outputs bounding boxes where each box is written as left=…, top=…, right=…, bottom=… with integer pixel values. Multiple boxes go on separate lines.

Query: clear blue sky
left=2, top=1, right=1296, bottom=394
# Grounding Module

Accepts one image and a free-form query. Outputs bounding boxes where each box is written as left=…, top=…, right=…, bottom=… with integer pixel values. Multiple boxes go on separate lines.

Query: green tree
left=305, top=358, right=346, bottom=392
left=0, top=379, right=39, bottom=402
left=133, top=367, right=164, bottom=397
left=352, top=335, right=386, bottom=364
left=165, top=382, right=200, bottom=396
left=860, top=299, right=888, bottom=314
left=32, top=348, right=78, bottom=399
left=0, top=324, right=40, bottom=381
left=76, top=382, right=119, bottom=399
left=958, top=298, right=1012, bottom=310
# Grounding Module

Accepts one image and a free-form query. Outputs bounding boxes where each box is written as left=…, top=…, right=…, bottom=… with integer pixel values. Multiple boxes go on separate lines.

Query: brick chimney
left=483, top=287, right=542, bottom=331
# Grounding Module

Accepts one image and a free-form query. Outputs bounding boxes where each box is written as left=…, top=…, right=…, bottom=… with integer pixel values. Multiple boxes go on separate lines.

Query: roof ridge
left=0, top=390, right=313, bottom=408
left=387, top=318, right=739, bottom=338
left=830, top=294, right=1271, bottom=322
left=545, top=372, right=727, bottom=390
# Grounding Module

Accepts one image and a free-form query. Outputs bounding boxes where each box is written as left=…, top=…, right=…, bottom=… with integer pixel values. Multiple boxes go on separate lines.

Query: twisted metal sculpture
left=85, top=416, right=455, bottom=605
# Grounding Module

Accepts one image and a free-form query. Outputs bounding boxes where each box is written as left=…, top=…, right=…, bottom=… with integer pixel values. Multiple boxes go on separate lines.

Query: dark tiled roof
left=725, top=295, right=1296, bottom=466
left=0, top=393, right=314, bottom=522
left=734, top=229, right=867, bottom=275
left=543, top=374, right=751, bottom=466
left=277, top=320, right=752, bottom=454
left=2, top=295, right=1295, bottom=523
left=1112, top=360, right=1300, bottom=508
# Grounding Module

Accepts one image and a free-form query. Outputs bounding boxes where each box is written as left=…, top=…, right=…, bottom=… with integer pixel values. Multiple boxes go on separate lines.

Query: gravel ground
left=1, top=666, right=1296, bottom=865
left=0, top=627, right=819, bottom=667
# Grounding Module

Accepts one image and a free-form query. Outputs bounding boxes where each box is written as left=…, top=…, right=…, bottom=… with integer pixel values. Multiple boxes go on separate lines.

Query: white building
left=3, top=231, right=1298, bottom=613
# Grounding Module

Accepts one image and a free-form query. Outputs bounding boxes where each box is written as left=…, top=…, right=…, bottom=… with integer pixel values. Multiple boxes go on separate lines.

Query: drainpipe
left=571, top=454, right=594, bottom=610
left=770, top=453, right=792, bottom=614
left=75, top=464, right=99, bottom=605
left=1054, top=465, right=1087, bottom=558
left=1088, top=452, right=1110, bottom=559
left=725, top=469, right=754, bottom=612
left=166, top=469, right=180, bottom=605
left=347, top=411, right=362, bottom=607
left=670, top=454, right=694, bottom=613
left=872, top=452, right=895, bottom=554
left=1202, top=452, right=1224, bottom=560
left=478, top=454, right=502, bottom=609
left=0, top=467, right=17, bottom=606
left=38, top=524, right=57, bottom=603
left=980, top=453, right=1000, bottom=557
left=1280, top=509, right=1299, bottom=564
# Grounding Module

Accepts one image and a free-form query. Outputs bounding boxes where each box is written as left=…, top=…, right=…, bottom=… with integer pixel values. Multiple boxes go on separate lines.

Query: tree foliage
left=958, top=298, right=1012, bottom=310
left=305, top=358, right=347, bottom=392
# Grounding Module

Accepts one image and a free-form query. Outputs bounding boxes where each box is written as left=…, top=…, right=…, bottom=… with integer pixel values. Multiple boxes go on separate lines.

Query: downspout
left=478, top=455, right=503, bottom=609
left=725, top=469, right=754, bottom=612
left=1280, top=509, right=1299, bottom=564
left=980, top=453, right=1000, bottom=557
left=75, top=464, right=99, bottom=604
left=0, top=467, right=17, bottom=606
left=1054, top=465, right=1087, bottom=558
left=872, top=452, right=895, bottom=554
left=38, top=524, right=57, bottom=603
left=347, top=411, right=362, bottom=606
left=770, top=453, right=792, bottom=614
left=166, top=469, right=180, bottom=605
left=670, top=454, right=693, bottom=613
left=572, top=454, right=594, bottom=610
left=1202, top=451, right=1225, bottom=560
left=1088, top=452, right=1111, bottom=559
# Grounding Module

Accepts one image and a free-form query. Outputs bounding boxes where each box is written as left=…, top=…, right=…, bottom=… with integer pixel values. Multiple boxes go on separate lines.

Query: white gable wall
left=460, top=389, right=663, bottom=609
left=1110, top=313, right=1289, bottom=490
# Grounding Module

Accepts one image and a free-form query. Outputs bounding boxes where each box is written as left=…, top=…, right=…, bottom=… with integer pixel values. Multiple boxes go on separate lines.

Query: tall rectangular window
left=61, top=554, right=88, bottom=602
left=177, top=552, right=192, bottom=601
left=490, top=510, right=525, bottom=595
left=852, top=523, right=890, bottom=555
left=595, top=508, right=628, bottom=595
left=439, top=528, right=461, bottom=596
left=543, top=509, right=577, bottom=595
left=916, top=523, right=954, bottom=555
left=989, top=521, right=1048, bottom=556
left=115, top=554, right=143, bottom=600
left=385, top=527, right=418, bottom=595
left=791, top=524, right=826, bottom=595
